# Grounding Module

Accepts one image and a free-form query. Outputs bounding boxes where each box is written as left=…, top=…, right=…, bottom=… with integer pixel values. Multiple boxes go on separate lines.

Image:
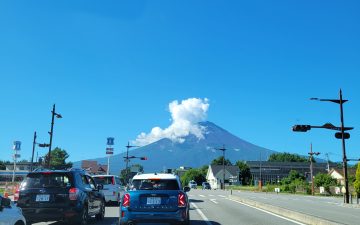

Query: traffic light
left=335, top=132, right=350, bottom=139
left=292, top=125, right=311, bottom=132
left=140, top=157, right=148, bottom=160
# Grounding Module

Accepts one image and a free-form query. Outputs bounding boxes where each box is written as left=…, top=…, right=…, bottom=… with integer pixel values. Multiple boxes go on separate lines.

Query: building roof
left=81, top=160, right=108, bottom=174
left=329, top=168, right=357, bottom=177
left=209, top=165, right=239, bottom=176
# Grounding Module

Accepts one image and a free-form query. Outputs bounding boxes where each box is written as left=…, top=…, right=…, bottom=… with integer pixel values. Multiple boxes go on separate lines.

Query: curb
left=228, top=194, right=343, bottom=225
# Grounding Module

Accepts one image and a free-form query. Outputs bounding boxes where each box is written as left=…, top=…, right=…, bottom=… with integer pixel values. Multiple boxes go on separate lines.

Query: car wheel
left=96, top=200, right=105, bottom=220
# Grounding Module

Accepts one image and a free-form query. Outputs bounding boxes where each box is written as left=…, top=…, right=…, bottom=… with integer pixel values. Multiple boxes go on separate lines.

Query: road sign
left=106, top=148, right=114, bottom=151
left=14, top=154, right=21, bottom=158
left=13, top=141, right=21, bottom=151
left=107, top=137, right=114, bottom=146
left=106, top=151, right=113, bottom=155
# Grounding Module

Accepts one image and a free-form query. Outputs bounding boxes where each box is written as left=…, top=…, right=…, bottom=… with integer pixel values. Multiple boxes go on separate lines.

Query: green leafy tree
left=180, top=168, right=206, bottom=187
left=314, top=173, right=337, bottom=194
left=0, top=161, right=6, bottom=170
left=43, top=147, right=72, bottom=170
left=235, top=161, right=251, bottom=185
left=211, top=156, right=232, bottom=166
left=354, top=163, right=360, bottom=195
left=280, top=170, right=306, bottom=193
left=268, top=152, right=309, bottom=162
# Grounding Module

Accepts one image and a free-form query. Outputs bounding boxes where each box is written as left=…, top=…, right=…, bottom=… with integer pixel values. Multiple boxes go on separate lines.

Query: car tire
left=77, top=204, right=89, bottom=225
left=96, top=200, right=105, bottom=220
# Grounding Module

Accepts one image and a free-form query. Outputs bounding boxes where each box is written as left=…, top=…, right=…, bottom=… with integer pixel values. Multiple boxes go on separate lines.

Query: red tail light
left=69, top=188, right=79, bottom=200
left=14, top=188, right=19, bottom=202
left=178, top=192, right=186, bottom=207
left=112, top=176, right=115, bottom=185
left=122, top=193, right=130, bottom=207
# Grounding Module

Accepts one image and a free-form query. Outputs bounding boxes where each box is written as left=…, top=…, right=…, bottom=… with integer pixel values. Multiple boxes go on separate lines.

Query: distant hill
left=74, top=121, right=278, bottom=174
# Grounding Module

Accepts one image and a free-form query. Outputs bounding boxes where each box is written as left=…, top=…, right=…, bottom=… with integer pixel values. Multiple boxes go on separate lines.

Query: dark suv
left=17, top=168, right=105, bottom=225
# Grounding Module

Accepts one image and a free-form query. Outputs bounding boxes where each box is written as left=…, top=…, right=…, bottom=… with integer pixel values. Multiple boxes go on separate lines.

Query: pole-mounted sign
left=107, top=137, right=114, bottom=146
left=13, top=141, right=21, bottom=151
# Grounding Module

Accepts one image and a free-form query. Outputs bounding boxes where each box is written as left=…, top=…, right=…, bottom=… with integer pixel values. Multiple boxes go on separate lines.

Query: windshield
left=22, top=173, right=71, bottom=188
left=131, top=179, right=180, bottom=190
left=93, top=176, right=113, bottom=185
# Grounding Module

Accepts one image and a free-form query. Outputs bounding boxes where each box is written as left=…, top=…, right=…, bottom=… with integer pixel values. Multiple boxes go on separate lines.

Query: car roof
left=92, top=174, right=119, bottom=178
left=132, top=173, right=178, bottom=180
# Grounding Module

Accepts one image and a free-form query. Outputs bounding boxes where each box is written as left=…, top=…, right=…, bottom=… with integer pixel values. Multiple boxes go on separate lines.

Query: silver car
left=93, top=175, right=125, bottom=205
left=0, top=194, right=26, bottom=225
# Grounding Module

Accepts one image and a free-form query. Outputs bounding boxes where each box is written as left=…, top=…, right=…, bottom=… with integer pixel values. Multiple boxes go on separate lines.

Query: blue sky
left=0, top=1, right=359, bottom=164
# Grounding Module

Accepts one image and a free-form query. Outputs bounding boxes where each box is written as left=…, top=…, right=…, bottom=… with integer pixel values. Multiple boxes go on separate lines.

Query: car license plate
left=36, top=194, right=50, bottom=202
left=146, top=197, right=161, bottom=205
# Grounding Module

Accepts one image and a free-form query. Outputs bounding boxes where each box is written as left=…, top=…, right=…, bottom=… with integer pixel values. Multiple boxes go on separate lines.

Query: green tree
left=268, top=152, right=309, bottom=162
left=314, top=173, right=337, bottom=194
left=280, top=170, right=307, bottom=193
left=354, top=163, right=360, bottom=195
left=43, top=147, right=72, bottom=170
left=235, top=161, right=251, bottom=185
left=0, top=160, right=6, bottom=170
left=211, top=156, right=232, bottom=166
left=180, top=169, right=206, bottom=187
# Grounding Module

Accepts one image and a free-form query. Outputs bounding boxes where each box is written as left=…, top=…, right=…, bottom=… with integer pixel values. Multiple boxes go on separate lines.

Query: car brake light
left=112, top=177, right=115, bottom=185
left=178, top=192, right=186, bottom=207
left=14, top=188, right=20, bottom=201
left=69, top=188, right=79, bottom=200
left=122, top=193, right=130, bottom=207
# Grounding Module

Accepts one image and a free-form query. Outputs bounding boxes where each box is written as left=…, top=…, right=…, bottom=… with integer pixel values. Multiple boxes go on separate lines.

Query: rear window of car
left=93, top=176, right=113, bottom=185
left=22, top=172, right=71, bottom=188
left=131, top=179, right=180, bottom=190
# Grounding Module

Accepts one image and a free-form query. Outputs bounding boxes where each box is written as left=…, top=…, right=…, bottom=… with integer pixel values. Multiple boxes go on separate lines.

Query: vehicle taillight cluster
left=69, top=187, right=79, bottom=200
left=122, top=193, right=130, bottom=207
left=178, top=192, right=186, bottom=207
left=112, top=176, right=115, bottom=185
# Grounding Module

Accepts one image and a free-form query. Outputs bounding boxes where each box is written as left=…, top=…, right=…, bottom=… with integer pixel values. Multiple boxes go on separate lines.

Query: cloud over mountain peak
left=133, top=98, right=209, bottom=146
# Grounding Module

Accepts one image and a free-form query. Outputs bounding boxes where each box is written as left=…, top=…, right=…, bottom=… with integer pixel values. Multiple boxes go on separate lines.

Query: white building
left=206, top=165, right=240, bottom=189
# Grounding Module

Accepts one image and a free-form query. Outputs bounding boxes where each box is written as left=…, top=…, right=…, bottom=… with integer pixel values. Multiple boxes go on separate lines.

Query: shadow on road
left=190, top=220, right=221, bottom=225
left=189, top=199, right=204, bottom=203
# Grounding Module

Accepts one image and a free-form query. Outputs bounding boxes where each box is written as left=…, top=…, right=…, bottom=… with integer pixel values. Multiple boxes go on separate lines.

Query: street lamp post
left=216, top=145, right=226, bottom=190
left=47, top=104, right=62, bottom=169
left=292, top=89, right=353, bottom=203
left=309, top=143, right=320, bottom=196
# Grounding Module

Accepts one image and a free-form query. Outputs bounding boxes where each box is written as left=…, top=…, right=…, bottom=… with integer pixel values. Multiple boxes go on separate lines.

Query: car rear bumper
left=22, top=206, right=81, bottom=223
left=119, top=208, right=188, bottom=225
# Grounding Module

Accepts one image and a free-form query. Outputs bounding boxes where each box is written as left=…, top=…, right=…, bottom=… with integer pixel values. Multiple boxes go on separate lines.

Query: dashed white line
left=218, top=195, right=226, bottom=198
left=210, top=199, right=218, bottom=204
left=199, top=194, right=206, bottom=197
left=191, top=202, right=212, bottom=225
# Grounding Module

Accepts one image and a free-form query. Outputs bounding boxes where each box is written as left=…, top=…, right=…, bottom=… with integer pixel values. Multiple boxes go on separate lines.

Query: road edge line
left=228, top=195, right=343, bottom=225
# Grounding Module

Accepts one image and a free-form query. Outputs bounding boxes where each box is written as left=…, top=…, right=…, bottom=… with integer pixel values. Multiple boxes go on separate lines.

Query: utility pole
left=125, top=142, right=139, bottom=184
left=216, top=145, right=226, bottom=190
left=31, top=131, right=37, bottom=171
left=309, top=143, right=320, bottom=196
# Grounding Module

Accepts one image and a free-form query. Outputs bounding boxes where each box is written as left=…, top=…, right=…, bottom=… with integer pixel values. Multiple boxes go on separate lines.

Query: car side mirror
left=97, top=184, right=104, bottom=191
left=183, top=186, right=190, bottom=192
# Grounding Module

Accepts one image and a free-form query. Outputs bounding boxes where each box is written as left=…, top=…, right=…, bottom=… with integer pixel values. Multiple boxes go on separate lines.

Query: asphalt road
left=230, top=189, right=360, bottom=225
left=31, top=189, right=305, bottom=225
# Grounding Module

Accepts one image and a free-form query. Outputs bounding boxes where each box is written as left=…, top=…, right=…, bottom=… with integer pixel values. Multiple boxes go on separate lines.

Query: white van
left=92, top=175, right=125, bottom=205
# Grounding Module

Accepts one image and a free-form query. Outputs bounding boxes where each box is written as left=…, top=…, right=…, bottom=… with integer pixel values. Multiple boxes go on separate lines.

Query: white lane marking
left=188, top=194, right=194, bottom=197
left=228, top=199, right=306, bottom=225
left=199, top=194, right=206, bottom=197
left=209, top=194, right=215, bottom=197
left=191, top=202, right=212, bottom=225
left=218, top=195, right=226, bottom=198
left=210, top=199, right=218, bottom=204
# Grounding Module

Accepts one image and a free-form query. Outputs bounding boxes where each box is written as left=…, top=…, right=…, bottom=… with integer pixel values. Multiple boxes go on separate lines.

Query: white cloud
left=133, top=98, right=209, bottom=146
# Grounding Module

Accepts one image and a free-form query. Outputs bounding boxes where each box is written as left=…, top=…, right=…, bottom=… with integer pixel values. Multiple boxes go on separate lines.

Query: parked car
left=92, top=175, right=125, bottom=205
left=119, top=173, right=190, bottom=225
left=202, top=182, right=211, bottom=190
left=16, top=168, right=105, bottom=225
left=188, top=180, right=197, bottom=189
left=0, top=194, right=26, bottom=225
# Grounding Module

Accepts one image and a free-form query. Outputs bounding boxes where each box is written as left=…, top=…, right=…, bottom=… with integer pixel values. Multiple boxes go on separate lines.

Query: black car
left=202, top=182, right=211, bottom=190
left=17, top=168, right=105, bottom=225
